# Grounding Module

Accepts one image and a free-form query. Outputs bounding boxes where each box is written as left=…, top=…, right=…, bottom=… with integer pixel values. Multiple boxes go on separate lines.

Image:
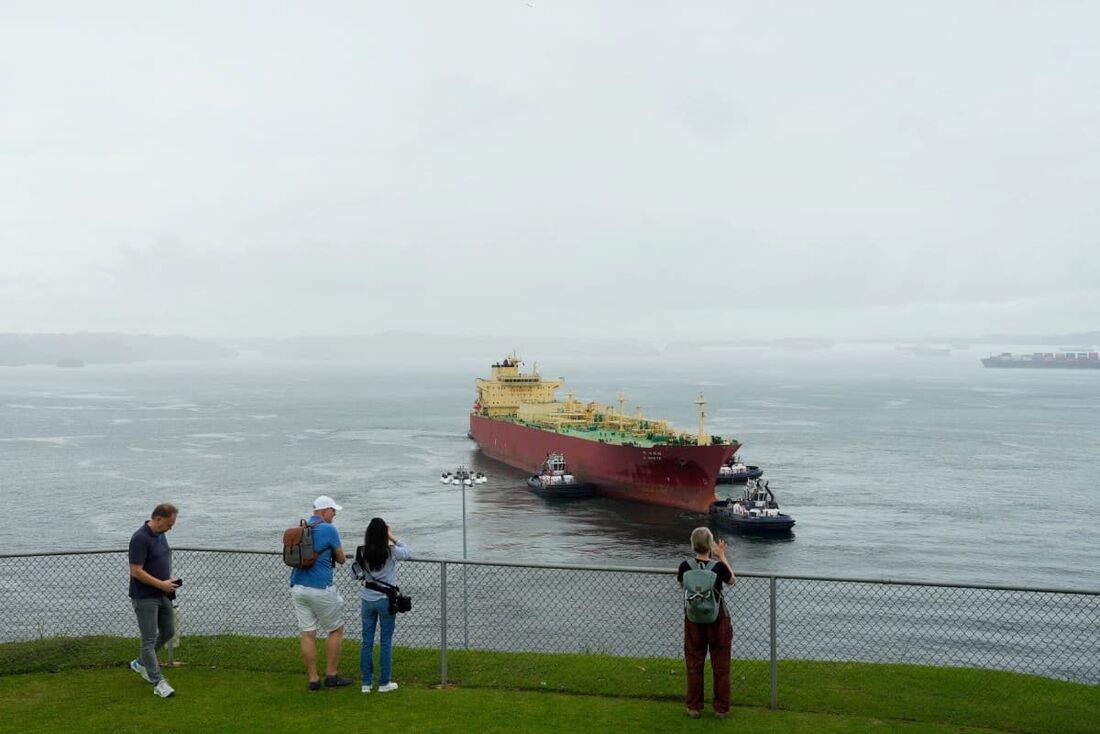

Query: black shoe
left=307, top=680, right=321, bottom=691
left=324, top=674, right=353, bottom=688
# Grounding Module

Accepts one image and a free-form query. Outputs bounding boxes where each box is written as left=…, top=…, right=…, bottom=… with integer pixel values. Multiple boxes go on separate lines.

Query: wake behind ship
left=468, top=356, right=739, bottom=512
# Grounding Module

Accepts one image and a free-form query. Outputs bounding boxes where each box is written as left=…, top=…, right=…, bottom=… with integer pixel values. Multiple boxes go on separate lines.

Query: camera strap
left=355, top=546, right=403, bottom=597
left=362, top=569, right=400, bottom=596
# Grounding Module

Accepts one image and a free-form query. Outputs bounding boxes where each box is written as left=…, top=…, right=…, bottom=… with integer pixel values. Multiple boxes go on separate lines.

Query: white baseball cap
left=312, top=495, right=343, bottom=512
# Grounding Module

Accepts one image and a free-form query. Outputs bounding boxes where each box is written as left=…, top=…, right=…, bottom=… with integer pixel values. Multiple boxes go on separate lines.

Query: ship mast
left=695, top=392, right=710, bottom=446
left=618, top=392, right=626, bottom=431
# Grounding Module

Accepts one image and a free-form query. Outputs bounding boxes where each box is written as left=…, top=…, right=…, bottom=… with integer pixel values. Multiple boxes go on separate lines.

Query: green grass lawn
left=1, top=636, right=1096, bottom=734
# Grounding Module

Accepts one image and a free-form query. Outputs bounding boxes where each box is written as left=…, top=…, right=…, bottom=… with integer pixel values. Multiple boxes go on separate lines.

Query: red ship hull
left=469, top=414, right=739, bottom=512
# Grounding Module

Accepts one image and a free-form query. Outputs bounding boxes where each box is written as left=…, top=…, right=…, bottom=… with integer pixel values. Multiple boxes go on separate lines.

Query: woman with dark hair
left=356, top=517, right=410, bottom=693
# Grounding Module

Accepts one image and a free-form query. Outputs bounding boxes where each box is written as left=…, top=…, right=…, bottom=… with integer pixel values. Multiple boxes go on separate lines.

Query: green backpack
left=683, top=559, right=721, bottom=623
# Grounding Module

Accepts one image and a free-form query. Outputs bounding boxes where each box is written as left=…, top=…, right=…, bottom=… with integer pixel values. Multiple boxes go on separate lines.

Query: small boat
left=716, top=456, right=763, bottom=484
left=710, top=478, right=795, bottom=533
left=527, top=452, right=595, bottom=499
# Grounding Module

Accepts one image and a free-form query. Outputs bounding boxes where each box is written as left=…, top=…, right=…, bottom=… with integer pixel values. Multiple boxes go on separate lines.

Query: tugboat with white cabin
left=710, top=478, right=795, bottom=534
left=526, top=452, right=595, bottom=499
left=716, top=455, right=764, bottom=484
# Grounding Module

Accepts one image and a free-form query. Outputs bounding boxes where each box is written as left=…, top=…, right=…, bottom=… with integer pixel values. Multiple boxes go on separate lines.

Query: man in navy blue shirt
left=128, top=503, right=179, bottom=698
left=290, top=495, right=352, bottom=690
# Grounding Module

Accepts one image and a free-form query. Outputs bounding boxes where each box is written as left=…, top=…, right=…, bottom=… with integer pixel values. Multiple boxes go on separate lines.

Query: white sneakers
left=361, top=685, right=371, bottom=693
left=129, top=659, right=152, bottom=683
left=153, top=678, right=176, bottom=698
left=133, top=658, right=174, bottom=698
left=377, top=682, right=399, bottom=693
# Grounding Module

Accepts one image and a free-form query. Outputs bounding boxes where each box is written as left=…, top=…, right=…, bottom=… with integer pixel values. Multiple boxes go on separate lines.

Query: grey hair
left=690, top=526, right=714, bottom=555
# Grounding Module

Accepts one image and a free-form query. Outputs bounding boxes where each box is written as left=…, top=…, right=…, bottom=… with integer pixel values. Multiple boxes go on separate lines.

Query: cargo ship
left=468, top=356, right=739, bottom=511
left=982, top=352, right=1100, bottom=369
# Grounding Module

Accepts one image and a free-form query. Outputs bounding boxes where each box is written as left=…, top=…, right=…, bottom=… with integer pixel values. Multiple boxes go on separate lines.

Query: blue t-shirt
left=289, top=516, right=342, bottom=589
left=129, top=522, right=172, bottom=599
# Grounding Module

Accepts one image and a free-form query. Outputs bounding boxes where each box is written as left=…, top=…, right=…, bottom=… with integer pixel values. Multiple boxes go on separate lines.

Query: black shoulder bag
left=353, top=546, right=412, bottom=614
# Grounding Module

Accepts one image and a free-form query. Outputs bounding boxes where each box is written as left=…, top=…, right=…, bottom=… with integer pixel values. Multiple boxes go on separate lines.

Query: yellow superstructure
left=474, top=354, right=727, bottom=447
left=475, top=355, right=564, bottom=418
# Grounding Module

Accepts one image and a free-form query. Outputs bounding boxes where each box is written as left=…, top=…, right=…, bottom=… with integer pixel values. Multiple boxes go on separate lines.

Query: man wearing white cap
left=289, top=495, right=352, bottom=690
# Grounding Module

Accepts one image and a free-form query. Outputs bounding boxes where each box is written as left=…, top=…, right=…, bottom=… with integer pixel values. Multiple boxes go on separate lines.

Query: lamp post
left=440, top=464, right=486, bottom=648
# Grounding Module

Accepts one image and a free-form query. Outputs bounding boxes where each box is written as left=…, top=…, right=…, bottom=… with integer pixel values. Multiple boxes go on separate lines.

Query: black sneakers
left=324, top=674, right=354, bottom=688
left=308, top=674, right=353, bottom=690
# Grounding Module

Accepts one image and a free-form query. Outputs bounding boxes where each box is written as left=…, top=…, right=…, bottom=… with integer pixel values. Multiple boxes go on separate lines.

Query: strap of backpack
left=688, top=558, right=723, bottom=602
left=706, top=559, right=724, bottom=602
left=689, top=558, right=718, bottom=571
left=301, top=518, right=324, bottom=555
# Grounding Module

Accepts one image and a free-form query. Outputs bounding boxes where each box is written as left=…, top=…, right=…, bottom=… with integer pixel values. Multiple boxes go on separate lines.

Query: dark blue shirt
left=129, top=522, right=172, bottom=599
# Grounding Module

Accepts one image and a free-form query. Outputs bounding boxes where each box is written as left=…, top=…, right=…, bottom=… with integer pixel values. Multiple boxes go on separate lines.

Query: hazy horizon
left=6, top=328, right=1100, bottom=352
left=2, top=2, right=1098, bottom=342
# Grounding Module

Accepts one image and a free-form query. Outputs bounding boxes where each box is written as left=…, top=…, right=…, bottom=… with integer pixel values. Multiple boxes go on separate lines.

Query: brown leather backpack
left=282, top=519, right=321, bottom=569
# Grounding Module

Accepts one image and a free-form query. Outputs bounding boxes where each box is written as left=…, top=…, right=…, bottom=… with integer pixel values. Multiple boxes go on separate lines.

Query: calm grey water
left=2, top=347, right=1098, bottom=589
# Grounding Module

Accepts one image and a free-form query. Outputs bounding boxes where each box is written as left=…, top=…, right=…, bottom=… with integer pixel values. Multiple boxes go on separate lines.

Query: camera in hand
left=172, top=578, right=183, bottom=587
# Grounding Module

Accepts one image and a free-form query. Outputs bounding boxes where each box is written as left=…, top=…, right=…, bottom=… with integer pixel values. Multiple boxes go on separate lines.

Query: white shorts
left=290, top=584, right=344, bottom=634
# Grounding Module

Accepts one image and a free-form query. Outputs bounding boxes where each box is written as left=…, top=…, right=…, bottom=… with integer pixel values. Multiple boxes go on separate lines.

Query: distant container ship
left=468, top=356, right=739, bottom=512
left=982, top=352, right=1100, bottom=369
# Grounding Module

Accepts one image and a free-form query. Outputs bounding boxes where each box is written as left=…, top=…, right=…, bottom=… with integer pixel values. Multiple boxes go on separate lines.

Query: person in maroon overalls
left=677, top=526, right=735, bottom=719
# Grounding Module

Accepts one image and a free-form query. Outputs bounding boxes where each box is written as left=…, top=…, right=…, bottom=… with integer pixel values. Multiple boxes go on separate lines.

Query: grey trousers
left=132, top=596, right=174, bottom=684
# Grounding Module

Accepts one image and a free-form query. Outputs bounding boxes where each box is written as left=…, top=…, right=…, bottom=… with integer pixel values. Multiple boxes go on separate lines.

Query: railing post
left=462, top=563, right=469, bottom=649
left=769, top=576, right=778, bottom=709
left=440, top=561, right=448, bottom=686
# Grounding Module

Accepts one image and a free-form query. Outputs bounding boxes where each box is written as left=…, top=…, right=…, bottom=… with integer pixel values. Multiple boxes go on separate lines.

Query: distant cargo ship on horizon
left=982, top=351, right=1100, bottom=369
left=467, top=355, right=738, bottom=511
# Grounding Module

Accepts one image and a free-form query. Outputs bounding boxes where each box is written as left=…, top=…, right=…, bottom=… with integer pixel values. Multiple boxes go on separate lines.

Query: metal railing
left=1, top=549, right=1097, bottom=705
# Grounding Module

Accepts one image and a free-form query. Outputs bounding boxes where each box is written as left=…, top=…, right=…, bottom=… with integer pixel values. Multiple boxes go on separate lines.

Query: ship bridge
left=475, top=355, right=564, bottom=418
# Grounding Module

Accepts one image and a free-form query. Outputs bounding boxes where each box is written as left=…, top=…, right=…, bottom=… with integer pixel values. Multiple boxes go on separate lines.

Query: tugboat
left=710, top=478, right=795, bottom=534
left=716, top=455, right=763, bottom=484
left=526, top=452, right=595, bottom=499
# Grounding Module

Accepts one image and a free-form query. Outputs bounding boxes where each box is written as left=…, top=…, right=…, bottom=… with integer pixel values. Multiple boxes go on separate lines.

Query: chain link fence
left=1, top=549, right=1097, bottom=704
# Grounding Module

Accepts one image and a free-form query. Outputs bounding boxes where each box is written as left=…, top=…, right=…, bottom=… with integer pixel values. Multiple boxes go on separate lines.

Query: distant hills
left=665, top=332, right=1100, bottom=352
left=978, top=331, right=1100, bottom=347
left=259, top=332, right=660, bottom=360
left=0, top=332, right=658, bottom=366
left=665, top=337, right=836, bottom=352
left=0, top=333, right=236, bottom=366
left=3, top=329, right=1096, bottom=367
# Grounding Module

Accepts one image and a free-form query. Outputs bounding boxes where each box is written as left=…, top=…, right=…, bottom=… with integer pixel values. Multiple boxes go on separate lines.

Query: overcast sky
left=2, top=1, right=1097, bottom=341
